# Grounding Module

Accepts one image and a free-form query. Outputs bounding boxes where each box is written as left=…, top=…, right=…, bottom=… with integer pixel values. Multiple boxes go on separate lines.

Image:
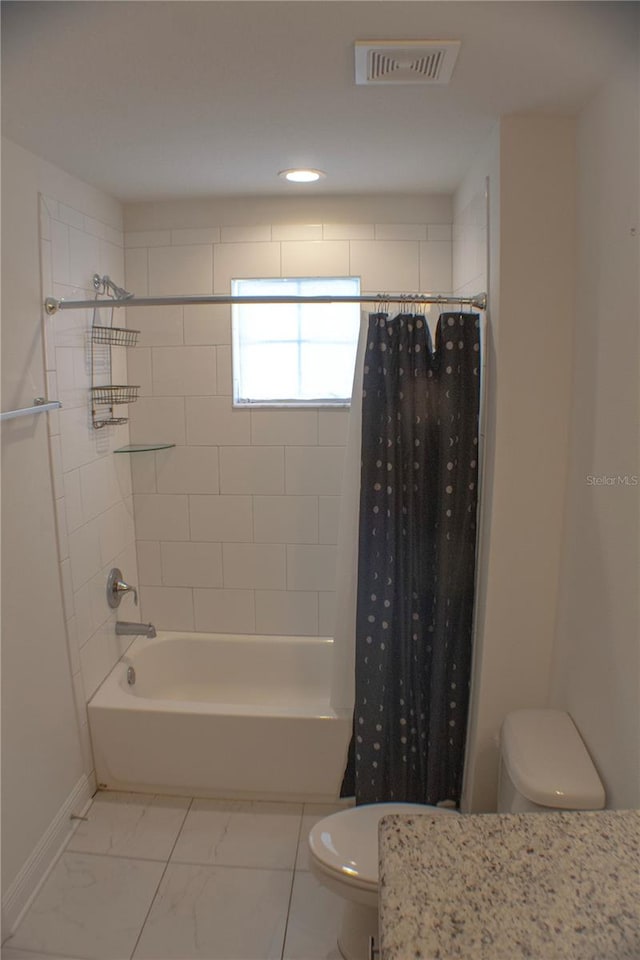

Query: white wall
left=123, top=198, right=453, bottom=635
left=451, top=128, right=496, bottom=812
left=124, top=195, right=452, bottom=232
left=458, top=73, right=639, bottom=813
left=452, top=159, right=489, bottom=300
left=40, top=194, right=140, bottom=759
left=455, top=118, right=578, bottom=811
left=549, top=50, right=640, bottom=808
left=0, top=138, right=128, bottom=927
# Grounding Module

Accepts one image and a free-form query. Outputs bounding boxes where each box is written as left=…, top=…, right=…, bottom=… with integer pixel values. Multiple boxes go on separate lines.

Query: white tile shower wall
left=41, top=196, right=139, bottom=778
left=126, top=219, right=452, bottom=635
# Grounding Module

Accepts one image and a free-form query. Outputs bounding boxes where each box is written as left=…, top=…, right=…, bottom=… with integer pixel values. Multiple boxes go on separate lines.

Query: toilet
left=309, top=802, right=456, bottom=960
left=309, top=708, right=605, bottom=960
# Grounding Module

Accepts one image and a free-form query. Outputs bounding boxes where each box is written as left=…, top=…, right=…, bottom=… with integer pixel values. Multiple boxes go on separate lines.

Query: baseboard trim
left=1, top=774, right=95, bottom=936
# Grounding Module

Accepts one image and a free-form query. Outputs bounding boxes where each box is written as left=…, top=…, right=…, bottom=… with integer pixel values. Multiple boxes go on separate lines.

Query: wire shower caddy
left=90, top=274, right=140, bottom=429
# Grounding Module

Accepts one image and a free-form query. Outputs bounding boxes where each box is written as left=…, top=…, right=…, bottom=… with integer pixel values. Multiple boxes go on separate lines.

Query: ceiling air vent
left=355, top=40, right=461, bottom=85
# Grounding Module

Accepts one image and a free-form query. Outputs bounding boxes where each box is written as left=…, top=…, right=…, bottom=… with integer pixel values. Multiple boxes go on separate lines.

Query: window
left=232, top=276, right=361, bottom=406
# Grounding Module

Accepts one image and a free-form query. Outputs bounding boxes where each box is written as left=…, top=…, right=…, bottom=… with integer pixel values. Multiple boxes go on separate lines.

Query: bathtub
left=88, top=632, right=352, bottom=801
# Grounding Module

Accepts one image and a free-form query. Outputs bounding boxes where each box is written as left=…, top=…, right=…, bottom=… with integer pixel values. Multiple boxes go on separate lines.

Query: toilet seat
left=309, top=802, right=459, bottom=960
left=309, top=802, right=456, bottom=890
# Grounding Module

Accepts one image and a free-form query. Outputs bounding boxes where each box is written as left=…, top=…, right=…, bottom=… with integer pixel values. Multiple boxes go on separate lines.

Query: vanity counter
left=378, top=809, right=640, bottom=960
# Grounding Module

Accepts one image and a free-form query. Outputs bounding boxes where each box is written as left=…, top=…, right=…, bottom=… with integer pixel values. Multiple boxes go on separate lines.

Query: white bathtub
left=88, top=632, right=352, bottom=801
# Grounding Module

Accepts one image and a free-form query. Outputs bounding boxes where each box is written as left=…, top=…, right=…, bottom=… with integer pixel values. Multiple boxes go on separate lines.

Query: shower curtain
left=335, top=310, right=481, bottom=806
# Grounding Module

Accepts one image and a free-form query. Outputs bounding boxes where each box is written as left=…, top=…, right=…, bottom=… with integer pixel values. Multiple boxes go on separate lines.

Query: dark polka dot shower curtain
left=344, top=311, right=481, bottom=806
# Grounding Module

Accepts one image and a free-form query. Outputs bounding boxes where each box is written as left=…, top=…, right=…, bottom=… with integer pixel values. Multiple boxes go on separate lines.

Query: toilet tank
left=497, top=709, right=605, bottom=813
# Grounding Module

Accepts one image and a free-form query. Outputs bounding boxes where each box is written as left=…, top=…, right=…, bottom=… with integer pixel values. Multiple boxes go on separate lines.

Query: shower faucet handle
left=107, top=567, right=138, bottom=608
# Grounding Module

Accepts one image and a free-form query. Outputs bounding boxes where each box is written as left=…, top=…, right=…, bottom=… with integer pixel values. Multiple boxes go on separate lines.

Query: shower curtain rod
left=44, top=291, right=487, bottom=315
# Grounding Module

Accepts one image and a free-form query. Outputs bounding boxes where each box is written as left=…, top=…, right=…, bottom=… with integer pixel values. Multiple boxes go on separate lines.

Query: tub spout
left=116, top=621, right=156, bottom=638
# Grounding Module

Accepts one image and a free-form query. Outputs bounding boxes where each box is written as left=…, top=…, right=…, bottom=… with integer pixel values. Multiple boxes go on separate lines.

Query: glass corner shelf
left=113, top=443, right=176, bottom=454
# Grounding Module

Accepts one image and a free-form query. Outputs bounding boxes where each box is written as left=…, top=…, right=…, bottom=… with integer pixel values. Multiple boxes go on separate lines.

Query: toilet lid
left=309, top=802, right=457, bottom=886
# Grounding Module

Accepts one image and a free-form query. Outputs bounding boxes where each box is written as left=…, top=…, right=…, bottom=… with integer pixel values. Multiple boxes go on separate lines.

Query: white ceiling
left=1, top=1, right=637, bottom=201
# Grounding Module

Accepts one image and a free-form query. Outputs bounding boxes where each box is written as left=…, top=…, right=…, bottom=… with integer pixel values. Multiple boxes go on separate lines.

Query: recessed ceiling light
left=278, top=168, right=326, bottom=183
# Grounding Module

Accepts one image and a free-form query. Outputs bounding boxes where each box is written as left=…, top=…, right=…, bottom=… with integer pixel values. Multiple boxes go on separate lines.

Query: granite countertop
left=378, top=809, right=640, bottom=960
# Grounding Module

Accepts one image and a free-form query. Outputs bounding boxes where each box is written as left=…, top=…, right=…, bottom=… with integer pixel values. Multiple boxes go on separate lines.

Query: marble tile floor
left=2, top=793, right=348, bottom=960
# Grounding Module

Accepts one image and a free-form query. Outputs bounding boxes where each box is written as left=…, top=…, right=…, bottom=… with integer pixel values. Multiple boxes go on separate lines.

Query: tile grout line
left=62, top=847, right=164, bottom=867
left=168, top=859, right=308, bottom=872
left=2, top=945, right=86, bottom=960
left=279, top=808, right=307, bottom=960
left=127, top=795, right=194, bottom=960
left=64, top=847, right=306, bottom=871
